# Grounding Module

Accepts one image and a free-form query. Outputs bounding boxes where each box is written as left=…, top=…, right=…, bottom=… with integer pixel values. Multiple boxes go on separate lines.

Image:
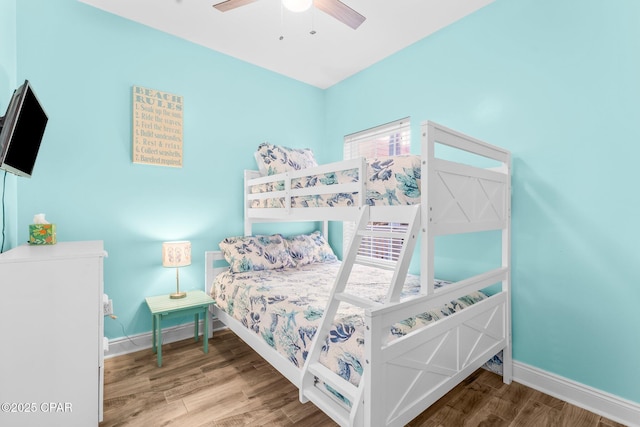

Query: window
left=343, top=118, right=411, bottom=159
left=343, top=118, right=411, bottom=261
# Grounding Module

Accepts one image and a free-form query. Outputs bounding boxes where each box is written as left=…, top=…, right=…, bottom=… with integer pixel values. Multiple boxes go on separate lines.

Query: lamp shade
left=162, top=241, right=191, bottom=268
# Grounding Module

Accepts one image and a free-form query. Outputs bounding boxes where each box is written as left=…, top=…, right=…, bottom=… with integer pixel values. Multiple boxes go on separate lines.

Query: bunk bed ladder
left=300, top=204, right=421, bottom=426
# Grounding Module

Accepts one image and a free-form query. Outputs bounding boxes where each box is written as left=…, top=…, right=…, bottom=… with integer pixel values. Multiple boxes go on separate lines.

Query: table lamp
left=162, top=241, right=191, bottom=299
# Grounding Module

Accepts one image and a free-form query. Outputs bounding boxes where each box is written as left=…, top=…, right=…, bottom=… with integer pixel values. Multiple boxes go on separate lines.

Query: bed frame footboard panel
left=365, top=293, right=507, bottom=426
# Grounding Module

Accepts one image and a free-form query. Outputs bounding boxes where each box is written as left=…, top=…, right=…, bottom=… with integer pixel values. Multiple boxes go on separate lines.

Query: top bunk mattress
left=210, top=261, right=487, bottom=388
left=249, top=154, right=421, bottom=208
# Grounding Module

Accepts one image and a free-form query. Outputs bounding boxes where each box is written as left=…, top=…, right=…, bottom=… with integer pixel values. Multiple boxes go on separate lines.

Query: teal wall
left=12, top=0, right=325, bottom=339
left=0, top=0, right=18, bottom=252
left=325, top=0, right=640, bottom=405
left=0, top=0, right=16, bottom=105
left=8, top=0, right=640, bottom=408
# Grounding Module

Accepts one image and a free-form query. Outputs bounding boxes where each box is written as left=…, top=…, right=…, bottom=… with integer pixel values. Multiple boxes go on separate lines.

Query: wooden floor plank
left=558, top=403, right=601, bottom=427
left=511, top=399, right=562, bottom=427
left=599, top=417, right=629, bottom=427
left=530, top=388, right=566, bottom=411
left=100, top=329, right=618, bottom=427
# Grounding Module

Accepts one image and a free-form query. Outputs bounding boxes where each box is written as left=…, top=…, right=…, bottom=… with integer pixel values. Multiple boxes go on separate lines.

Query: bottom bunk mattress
left=210, top=261, right=489, bottom=387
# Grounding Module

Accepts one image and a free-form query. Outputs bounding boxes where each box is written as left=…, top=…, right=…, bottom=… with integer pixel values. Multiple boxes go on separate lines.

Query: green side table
left=145, top=290, right=215, bottom=367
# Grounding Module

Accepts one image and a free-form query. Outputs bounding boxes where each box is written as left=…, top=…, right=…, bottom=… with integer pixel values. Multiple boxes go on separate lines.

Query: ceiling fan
left=212, top=0, right=366, bottom=30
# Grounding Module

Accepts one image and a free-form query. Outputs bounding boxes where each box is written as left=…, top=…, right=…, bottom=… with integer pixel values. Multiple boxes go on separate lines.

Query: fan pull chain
left=279, top=0, right=285, bottom=40
left=310, top=6, right=316, bottom=35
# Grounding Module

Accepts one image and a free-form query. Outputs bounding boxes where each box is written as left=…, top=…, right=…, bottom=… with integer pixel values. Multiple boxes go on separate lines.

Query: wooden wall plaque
left=132, top=86, right=184, bottom=168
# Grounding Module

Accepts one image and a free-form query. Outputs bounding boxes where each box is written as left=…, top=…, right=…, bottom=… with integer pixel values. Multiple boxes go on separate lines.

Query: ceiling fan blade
left=213, top=0, right=259, bottom=12
left=313, top=0, right=365, bottom=30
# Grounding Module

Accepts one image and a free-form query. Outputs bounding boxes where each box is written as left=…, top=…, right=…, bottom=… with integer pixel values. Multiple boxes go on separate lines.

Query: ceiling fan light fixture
left=282, top=0, right=312, bottom=13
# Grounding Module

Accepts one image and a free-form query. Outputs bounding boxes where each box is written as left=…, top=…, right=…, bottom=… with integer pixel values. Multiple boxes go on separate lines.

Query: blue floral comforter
left=211, top=261, right=488, bottom=387
left=250, top=154, right=421, bottom=208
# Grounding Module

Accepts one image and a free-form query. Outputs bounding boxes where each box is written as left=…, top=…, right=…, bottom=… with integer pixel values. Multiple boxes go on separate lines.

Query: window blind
left=344, top=117, right=411, bottom=159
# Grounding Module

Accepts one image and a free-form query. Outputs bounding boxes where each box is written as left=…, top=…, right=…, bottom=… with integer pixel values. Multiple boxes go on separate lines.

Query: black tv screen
left=0, top=80, right=48, bottom=178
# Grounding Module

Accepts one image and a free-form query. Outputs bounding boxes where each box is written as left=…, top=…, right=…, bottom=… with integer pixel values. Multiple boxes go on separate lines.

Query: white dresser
left=0, top=240, right=106, bottom=427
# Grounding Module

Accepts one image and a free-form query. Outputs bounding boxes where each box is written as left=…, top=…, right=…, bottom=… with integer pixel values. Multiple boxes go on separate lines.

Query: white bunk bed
left=204, top=120, right=512, bottom=426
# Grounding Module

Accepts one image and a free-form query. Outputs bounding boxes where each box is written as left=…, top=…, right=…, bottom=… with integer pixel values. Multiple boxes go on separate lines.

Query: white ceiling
left=78, top=0, right=494, bottom=89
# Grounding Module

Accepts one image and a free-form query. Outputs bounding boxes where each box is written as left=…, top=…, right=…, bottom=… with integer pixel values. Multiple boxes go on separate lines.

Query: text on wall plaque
left=132, top=85, right=183, bottom=168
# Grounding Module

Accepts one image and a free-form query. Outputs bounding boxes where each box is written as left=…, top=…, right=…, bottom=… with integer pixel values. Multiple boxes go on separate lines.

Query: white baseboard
left=105, top=328, right=639, bottom=426
left=513, top=361, right=639, bottom=427
left=104, top=318, right=226, bottom=359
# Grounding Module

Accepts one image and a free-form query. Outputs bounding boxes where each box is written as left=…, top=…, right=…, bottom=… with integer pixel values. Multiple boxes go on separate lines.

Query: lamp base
left=169, top=291, right=187, bottom=299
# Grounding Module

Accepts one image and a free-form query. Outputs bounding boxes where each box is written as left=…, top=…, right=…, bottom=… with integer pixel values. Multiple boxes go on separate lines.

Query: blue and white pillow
left=219, top=235, right=295, bottom=273
left=255, top=143, right=318, bottom=176
left=284, top=231, right=337, bottom=266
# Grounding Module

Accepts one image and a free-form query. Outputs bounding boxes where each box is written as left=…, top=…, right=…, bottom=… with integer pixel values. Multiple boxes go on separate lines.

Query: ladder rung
left=354, top=255, right=396, bottom=271
left=307, top=362, right=358, bottom=403
left=335, top=292, right=379, bottom=309
left=303, top=386, right=350, bottom=426
left=368, top=204, right=421, bottom=223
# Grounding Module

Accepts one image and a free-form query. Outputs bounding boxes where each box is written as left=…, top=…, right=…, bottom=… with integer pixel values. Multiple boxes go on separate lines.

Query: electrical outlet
left=103, top=299, right=114, bottom=316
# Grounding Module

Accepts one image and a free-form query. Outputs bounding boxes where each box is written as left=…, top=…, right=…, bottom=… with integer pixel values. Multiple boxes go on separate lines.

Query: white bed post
left=364, top=309, right=383, bottom=427
left=244, top=170, right=253, bottom=236
left=421, top=122, right=436, bottom=296
left=502, top=153, right=513, bottom=384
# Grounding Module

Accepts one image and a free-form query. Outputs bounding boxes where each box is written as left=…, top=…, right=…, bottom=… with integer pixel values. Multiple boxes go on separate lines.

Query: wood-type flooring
left=100, top=329, right=626, bottom=426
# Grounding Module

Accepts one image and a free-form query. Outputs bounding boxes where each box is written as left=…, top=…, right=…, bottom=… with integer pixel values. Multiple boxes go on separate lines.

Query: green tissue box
left=29, top=224, right=57, bottom=245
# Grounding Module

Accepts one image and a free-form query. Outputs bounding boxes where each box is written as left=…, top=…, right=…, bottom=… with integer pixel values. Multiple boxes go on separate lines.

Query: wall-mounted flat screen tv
left=0, top=80, right=48, bottom=178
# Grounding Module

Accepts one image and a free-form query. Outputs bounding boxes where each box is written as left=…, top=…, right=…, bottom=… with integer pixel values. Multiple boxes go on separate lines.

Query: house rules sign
left=132, top=85, right=183, bottom=168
